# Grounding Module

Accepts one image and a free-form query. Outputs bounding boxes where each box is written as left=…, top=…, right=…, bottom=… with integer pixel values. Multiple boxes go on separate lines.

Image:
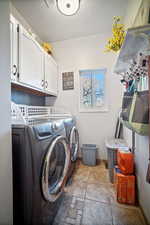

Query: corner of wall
left=124, top=0, right=143, bottom=29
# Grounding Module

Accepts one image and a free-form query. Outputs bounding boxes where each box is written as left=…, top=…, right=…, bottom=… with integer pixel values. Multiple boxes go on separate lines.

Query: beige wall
left=124, top=0, right=150, bottom=29
left=0, top=1, right=13, bottom=224
left=133, top=0, right=150, bottom=27
left=50, top=34, right=123, bottom=159
left=124, top=0, right=143, bottom=28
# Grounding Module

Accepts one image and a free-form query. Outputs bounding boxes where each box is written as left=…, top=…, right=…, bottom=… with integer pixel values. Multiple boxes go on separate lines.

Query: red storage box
left=117, top=150, right=134, bottom=175
left=116, top=172, right=135, bottom=205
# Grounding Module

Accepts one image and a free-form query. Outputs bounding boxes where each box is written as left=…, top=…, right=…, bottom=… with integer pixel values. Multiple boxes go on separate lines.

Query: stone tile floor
left=53, top=160, right=148, bottom=225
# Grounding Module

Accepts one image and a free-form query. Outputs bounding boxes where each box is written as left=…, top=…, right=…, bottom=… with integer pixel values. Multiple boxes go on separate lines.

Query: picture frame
left=62, top=72, right=74, bottom=90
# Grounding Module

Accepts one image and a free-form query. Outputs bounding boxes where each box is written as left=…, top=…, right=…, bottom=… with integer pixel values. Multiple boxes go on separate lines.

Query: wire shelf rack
left=11, top=102, right=72, bottom=125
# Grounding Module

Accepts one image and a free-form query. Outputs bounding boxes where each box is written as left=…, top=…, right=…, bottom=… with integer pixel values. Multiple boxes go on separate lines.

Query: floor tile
left=53, top=160, right=148, bottom=225
left=86, top=182, right=115, bottom=204
left=112, top=206, right=147, bottom=225
left=81, top=199, right=112, bottom=225
left=70, top=180, right=87, bottom=199
left=88, top=168, right=110, bottom=184
left=73, top=166, right=90, bottom=183
left=87, top=161, right=107, bottom=172
left=53, top=194, right=84, bottom=225
left=76, top=160, right=89, bottom=169
left=53, top=195, right=72, bottom=224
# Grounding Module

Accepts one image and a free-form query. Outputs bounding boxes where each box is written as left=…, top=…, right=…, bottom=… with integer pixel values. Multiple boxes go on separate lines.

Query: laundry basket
left=81, top=144, right=98, bottom=166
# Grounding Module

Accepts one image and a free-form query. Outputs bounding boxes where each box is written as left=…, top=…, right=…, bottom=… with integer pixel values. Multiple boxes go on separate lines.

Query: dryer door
left=70, top=126, right=79, bottom=162
left=42, top=136, right=70, bottom=202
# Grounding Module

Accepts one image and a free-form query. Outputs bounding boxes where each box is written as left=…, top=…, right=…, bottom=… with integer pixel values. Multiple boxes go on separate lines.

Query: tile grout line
left=80, top=192, right=87, bottom=225
left=110, top=205, right=114, bottom=225
left=80, top=168, right=90, bottom=225
left=84, top=169, right=90, bottom=200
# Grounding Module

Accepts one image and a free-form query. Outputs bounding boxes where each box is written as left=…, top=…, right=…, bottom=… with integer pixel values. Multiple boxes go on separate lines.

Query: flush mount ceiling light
left=56, top=0, right=80, bottom=16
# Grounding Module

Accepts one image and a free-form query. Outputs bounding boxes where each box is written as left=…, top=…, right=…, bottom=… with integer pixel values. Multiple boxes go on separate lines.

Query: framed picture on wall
left=62, top=72, right=74, bottom=90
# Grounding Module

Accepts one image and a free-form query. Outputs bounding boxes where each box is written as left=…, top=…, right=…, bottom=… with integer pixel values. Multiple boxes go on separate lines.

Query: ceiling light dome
left=56, top=0, right=80, bottom=16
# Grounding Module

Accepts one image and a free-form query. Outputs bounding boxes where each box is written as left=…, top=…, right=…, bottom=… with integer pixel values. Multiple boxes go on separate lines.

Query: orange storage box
left=116, top=172, right=135, bottom=205
left=117, top=150, right=134, bottom=175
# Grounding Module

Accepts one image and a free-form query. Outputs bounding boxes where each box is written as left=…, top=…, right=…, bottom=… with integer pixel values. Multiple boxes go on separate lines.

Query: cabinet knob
left=45, top=81, right=48, bottom=88
left=41, top=80, right=44, bottom=87
left=12, top=65, right=17, bottom=76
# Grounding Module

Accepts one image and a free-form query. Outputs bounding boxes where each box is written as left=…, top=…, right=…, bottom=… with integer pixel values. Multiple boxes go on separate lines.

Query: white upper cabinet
left=19, top=25, right=44, bottom=90
left=44, top=53, right=58, bottom=96
left=10, top=15, right=58, bottom=96
left=10, top=15, right=18, bottom=82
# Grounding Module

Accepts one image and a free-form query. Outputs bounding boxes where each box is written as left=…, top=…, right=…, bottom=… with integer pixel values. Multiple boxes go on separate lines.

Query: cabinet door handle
left=13, top=65, right=17, bottom=76
left=41, top=80, right=44, bottom=87
left=45, top=81, right=48, bottom=88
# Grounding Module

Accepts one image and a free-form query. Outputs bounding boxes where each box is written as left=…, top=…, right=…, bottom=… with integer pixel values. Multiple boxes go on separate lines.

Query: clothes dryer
left=63, top=117, right=79, bottom=179
left=12, top=119, right=70, bottom=225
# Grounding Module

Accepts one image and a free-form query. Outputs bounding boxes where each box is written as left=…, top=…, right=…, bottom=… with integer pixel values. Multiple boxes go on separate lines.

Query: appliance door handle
left=45, top=81, right=48, bottom=88
left=13, top=65, right=17, bottom=76
left=41, top=80, right=44, bottom=87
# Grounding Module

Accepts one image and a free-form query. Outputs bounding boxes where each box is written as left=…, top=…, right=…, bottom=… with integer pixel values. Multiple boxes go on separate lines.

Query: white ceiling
left=11, top=0, right=128, bottom=42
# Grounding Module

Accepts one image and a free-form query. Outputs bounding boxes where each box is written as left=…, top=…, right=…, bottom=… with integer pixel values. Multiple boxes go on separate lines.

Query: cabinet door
left=45, top=54, right=58, bottom=96
left=10, top=15, right=18, bottom=82
left=19, top=26, right=44, bottom=90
